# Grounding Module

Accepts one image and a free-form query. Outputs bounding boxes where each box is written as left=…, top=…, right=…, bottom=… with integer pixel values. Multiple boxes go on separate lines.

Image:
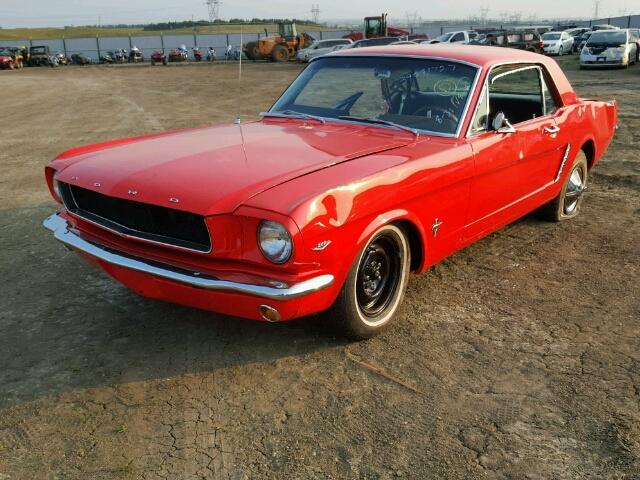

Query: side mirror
left=493, top=112, right=516, bottom=134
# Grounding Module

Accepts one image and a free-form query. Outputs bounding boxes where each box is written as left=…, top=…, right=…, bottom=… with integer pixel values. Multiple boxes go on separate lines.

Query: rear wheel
left=271, top=45, right=289, bottom=62
left=328, top=224, right=410, bottom=340
left=245, top=42, right=256, bottom=60
left=539, top=151, right=588, bottom=222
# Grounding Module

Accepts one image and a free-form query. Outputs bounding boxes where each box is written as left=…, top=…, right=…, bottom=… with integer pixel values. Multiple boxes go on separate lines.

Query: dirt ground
left=0, top=58, right=638, bottom=480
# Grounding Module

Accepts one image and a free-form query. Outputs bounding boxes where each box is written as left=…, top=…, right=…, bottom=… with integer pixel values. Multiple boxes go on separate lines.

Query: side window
left=451, top=32, right=465, bottom=42
left=488, top=66, right=543, bottom=126
left=470, top=85, right=489, bottom=135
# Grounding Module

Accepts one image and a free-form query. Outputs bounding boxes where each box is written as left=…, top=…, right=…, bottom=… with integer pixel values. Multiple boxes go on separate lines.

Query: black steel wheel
left=328, top=224, right=410, bottom=340
left=356, top=236, right=402, bottom=320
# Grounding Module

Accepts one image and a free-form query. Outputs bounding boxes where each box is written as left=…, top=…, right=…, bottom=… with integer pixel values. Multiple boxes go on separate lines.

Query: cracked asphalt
left=0, top=58, right=638, bottom=479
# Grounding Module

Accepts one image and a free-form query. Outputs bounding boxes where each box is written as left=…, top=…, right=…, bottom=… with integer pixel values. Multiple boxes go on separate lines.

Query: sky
left=0, top=0, right=636, bottom=28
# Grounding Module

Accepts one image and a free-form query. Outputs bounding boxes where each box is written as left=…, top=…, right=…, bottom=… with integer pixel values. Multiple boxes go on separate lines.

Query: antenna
left=311, top=4, right=320, bottom=24
left=235, top=26, right=243, bottom=125
left=205, top=0, right=221, bottom=22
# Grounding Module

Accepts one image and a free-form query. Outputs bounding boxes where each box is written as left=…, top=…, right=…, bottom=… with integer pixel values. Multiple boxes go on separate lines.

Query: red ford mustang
left=44, top=45, right=617, bottom=339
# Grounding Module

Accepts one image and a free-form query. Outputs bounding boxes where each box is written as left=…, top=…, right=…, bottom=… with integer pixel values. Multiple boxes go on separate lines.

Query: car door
left=465, top=65, right=564, bottom=240
left=564, top=32, right=574, bottom=51
left=450, top=32, right=467, bottom=44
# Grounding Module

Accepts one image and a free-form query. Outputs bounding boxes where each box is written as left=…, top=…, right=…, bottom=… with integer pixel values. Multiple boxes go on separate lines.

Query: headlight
left=52, top=177, right=63, bottom=201
left=258, top=220, right=292, bottom=264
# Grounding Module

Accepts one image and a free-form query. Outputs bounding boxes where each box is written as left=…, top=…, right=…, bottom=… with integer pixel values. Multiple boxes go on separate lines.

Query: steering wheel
left=411, top=105, right=460, bottom=124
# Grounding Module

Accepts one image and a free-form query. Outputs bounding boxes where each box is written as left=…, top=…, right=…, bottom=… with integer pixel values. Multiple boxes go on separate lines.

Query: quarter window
left=541, top=74, right=557, bottom=116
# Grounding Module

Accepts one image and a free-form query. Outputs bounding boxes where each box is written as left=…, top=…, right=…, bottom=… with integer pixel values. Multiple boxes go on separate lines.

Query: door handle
left=544, top=125, right=560, bottom=135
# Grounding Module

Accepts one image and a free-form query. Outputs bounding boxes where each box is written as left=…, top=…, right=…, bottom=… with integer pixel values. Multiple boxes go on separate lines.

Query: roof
left=332, top=44, right=544, bottom=68
left=327, top=44, right=579, bottom=106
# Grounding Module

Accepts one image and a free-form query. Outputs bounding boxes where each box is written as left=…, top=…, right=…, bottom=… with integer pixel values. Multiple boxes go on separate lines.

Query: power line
left=205, top=0, right=221, bottom=22
left=311, top=4, right=320, bottom=24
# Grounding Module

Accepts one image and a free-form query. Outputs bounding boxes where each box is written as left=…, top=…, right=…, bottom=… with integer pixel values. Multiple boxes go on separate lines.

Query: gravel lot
left=0, top=58, right=638, bottom=480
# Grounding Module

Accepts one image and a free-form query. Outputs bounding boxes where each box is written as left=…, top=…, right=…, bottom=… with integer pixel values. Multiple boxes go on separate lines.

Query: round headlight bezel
left=52, top=177, right=63, bottom=202
left=257, top=220, right=293, bottom=264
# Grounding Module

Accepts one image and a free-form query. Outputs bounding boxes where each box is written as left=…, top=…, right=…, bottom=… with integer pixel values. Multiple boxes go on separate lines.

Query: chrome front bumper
left=43, top=214, right=334, bottom=301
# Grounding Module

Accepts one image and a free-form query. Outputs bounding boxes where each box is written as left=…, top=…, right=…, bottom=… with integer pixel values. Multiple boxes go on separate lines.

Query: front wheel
left=558, top=46, right=564, bottom=56
left=328, top=224, right=410, bottom=340
left=539, top=151, right=588, bottom=221
left=271, top=45, right=289, bottom=62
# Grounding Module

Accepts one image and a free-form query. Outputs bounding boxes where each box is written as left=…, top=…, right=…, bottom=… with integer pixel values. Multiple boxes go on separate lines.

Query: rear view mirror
left=493, top=112, right=516, bottom=134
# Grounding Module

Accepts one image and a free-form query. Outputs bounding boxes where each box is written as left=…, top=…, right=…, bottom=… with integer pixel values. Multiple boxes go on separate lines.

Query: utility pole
left=479, top=7, right=489, bottom=26
left=311, top=4, right=320, bottom=24
left=205, top=0, right=221, bottom=22
left=594, top=0, right=601, bottom=18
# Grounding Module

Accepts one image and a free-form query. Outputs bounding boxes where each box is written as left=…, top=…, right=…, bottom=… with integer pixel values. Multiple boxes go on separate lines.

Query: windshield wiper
left=261, top=110, right=326, bottom=124
left=338, top=115, right=419, bottom=137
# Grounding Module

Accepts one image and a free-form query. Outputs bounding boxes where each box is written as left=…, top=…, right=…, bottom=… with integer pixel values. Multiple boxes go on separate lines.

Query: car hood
left=54, top=120, right=415, bottom=216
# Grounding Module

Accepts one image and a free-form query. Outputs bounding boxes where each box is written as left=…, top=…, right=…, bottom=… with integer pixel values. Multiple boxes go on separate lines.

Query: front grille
left=587, top=47, right=607, bottom=55
left=59, top=183, right=211, bottom=252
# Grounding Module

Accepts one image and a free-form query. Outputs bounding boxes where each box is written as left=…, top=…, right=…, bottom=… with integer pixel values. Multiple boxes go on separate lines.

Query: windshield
left=31, top=47, right=46, bottom=54
left=587, top=31, right=626, bottom=45
left=435, top=33, right=454, bottom=42
left=270, top=56, right=478, bottom=136
left=542, top=33, right=561, bottom=40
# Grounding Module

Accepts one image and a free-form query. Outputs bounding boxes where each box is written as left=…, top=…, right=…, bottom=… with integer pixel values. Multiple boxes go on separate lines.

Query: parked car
left=574, top=31, right=593, bottom=52
left=29, top=45, right=57, bottom=67
left=580, top=29, right=638, bottom=68
left=0, top=47, right=23, bottom=69
left=630, top=29, right=640, bottom=61
left=43, top=45, right=617, bottom=339
left=541, top=31, right=574, bottom=55
left=297, top=38, right=353, bottom=62
left=480, top=30, right=544, bottom=53
left=422, top=30, right=477, bottom=45
left=592, top=24, right=620, bottom=31
left=70, top=53, right=92, bottom=65
left=348, top=37, right=402, bottom=49
left=150, top=50, right=168, bottom=66
left=564, top=27, right=590, bottom=38
left=100, top=51, right=115, bottom=64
